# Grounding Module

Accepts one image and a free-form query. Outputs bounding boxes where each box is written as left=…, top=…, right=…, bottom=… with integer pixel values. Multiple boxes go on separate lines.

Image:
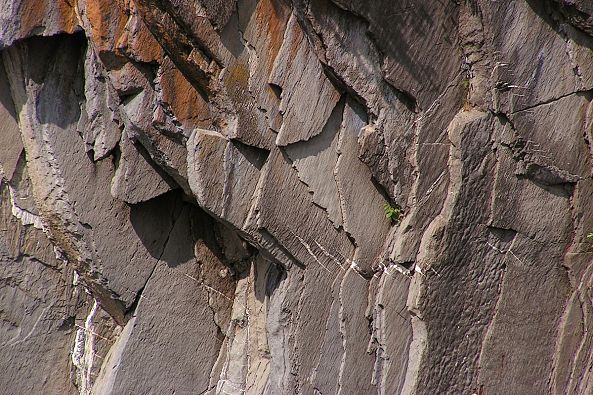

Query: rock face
left=0, top=0, right=592, bottom=394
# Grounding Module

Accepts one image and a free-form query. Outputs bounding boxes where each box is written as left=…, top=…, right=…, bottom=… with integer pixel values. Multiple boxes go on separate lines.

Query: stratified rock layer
left=0, top=0, right=592, bottom=394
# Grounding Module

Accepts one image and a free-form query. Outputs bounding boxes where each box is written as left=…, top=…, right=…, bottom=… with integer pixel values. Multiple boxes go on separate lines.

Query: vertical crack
left=332, top=97, right=347, bottom=232
left=336, top=269, right=348, bottom=395
left=124, top=201, right=184, bottom=319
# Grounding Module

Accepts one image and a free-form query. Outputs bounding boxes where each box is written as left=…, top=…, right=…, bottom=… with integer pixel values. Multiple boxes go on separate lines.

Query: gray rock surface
left=1, top=0, right=593, bottom=394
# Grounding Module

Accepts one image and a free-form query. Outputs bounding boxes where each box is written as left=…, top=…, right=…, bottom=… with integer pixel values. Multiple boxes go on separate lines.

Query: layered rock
left=0, top=0, right=592, bottom=394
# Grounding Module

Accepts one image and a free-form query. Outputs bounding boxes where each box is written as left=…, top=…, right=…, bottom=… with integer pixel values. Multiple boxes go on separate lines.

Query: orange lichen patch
left=19, top=0, right=48, bottom=36
left=255, top=0, right=289, bottom=75
left=86, top=0, right=128, bottom=55
left=56, top=0, right=78, bottom=33
left=159, top=57, right=211, bottom=129
left=127, top=18, right=164, bottom=63
left=18, top=0, right=78, bottom=38
left=287, top=18, right=304, bottom=63
left=133, top=0, right=211, bottom=93
left=116, top=0, right=163, bottom=63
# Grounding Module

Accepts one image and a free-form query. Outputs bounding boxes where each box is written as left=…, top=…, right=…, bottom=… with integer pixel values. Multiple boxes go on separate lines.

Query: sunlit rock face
left=1, top=0, right=593, bottom=394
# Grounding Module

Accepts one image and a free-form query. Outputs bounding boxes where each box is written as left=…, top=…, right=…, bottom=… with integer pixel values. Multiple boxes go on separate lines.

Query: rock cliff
left=1, top=0, right=593, bottom=394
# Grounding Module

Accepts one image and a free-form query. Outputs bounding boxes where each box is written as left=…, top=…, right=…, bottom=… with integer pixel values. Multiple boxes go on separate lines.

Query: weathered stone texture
left=1, top=0, right=593, bottom=394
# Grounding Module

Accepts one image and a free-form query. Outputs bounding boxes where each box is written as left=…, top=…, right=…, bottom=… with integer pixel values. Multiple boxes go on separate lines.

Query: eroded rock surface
left=0, top=0, right=592, bottom=394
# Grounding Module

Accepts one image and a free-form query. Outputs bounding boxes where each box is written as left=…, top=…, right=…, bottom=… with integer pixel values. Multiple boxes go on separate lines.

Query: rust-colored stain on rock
left=56, top=0, right=77, bottom=33
left=86, top=0, right=128, bottom=54
left=19, top=1, right=48, bottom=36
left=256, top=0, right=289, bottom=75
left=17, top=0, right=78, bottom=43
left=119, top=0, right=164, bottom=63
left=160, top=57, right=211, bottom=129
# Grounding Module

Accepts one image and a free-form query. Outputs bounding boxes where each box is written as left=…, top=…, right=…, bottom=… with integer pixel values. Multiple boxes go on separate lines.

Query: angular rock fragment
left=110, top=131, right=174, bottom=204
left=270, top=13, right=340, bottom=146
left=187, top=128, right=266, bottom=229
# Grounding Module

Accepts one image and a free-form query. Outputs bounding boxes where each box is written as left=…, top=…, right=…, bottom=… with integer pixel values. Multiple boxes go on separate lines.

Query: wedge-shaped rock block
left=270, top=13, right=341, bottom=146
left=188, top=129, right=266, bottom=229
left=111, top=131, right=174, bottom=204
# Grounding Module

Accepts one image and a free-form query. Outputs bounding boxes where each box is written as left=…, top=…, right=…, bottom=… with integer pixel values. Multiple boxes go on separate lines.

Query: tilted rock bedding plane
left=0, top=0, right=592, bottom=394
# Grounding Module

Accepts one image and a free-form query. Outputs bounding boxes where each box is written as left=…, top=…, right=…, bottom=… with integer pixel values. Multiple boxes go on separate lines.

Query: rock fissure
left=511, top=88, right=593, bottom=114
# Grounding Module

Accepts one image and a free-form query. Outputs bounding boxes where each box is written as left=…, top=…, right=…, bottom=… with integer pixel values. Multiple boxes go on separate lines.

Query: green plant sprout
left=384, top=202, right=401, bottom=224
left=587, top=233, right=593, bottom=242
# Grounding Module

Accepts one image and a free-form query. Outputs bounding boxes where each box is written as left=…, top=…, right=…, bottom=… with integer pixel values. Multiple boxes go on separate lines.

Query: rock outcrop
left=1, top=0, right=593, bottom=394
